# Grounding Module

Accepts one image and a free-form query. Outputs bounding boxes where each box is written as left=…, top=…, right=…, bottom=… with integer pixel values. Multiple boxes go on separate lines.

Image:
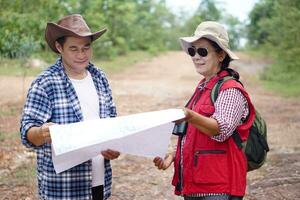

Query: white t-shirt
left=70, top=71, right=104, bottom=187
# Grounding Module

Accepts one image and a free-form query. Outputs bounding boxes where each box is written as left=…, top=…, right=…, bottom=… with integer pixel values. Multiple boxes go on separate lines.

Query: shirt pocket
left=195, top=104, right=215, bottom=117
left=192, top=149, right=229, bottom=184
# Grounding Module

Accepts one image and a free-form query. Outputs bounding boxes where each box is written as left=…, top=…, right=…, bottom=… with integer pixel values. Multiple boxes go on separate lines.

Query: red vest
left=172, top=70, right=255, bottom=196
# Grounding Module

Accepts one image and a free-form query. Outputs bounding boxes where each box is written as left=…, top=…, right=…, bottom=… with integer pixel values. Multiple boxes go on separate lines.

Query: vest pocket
left=192, top=149, right=229, bottom=184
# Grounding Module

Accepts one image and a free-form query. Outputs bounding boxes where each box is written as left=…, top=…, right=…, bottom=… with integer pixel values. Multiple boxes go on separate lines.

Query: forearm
left=26, top=126, right=45, bottom=146
left=184, top=109, right=219, bottom=136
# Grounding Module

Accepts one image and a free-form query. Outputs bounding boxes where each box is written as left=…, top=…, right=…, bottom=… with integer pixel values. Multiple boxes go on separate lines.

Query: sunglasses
left=187, top=47, right=208, bottom=57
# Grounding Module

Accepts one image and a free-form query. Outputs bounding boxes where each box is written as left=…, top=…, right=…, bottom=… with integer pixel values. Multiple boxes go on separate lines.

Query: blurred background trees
left=0, top=0, right=178, bottom=59
left=0, top=0, right=299, bottom=94
left=0, top=0, right=242, bottom=59
left=246, top=0, right=300, bottom=92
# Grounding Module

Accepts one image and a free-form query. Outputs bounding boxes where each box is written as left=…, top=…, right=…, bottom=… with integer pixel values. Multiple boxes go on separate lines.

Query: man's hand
left=101, top=149, right=120, bottom=160
left=153, top=153, right=174, bottom=170
left=40, top=122, right=54, bottom=144
left=27, top=122, right=55, bottom=146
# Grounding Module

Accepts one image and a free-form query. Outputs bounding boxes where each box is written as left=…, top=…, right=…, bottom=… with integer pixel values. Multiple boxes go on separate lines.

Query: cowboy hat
left=45, top=14, right=107, bottom=53
left=179, top=21, right=239, bottom=60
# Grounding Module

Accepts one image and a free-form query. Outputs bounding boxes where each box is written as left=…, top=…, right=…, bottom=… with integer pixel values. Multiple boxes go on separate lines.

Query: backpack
left=211, top=70, right=269, bottom=172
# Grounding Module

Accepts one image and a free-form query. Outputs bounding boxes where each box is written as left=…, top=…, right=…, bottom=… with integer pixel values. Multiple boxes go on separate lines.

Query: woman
left=153, top=21, right=255, bottom=200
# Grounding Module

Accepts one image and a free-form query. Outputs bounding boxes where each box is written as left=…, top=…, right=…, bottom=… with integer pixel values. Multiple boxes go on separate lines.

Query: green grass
left=0, top=58, right=43, bottom=76
left=0, top=160, right=36, bottom=185
left=240, top=48, right=271, bottom=62
left=0, top=131, right=19, bottom=143
left=242, top=49, right=300, bottom=98
left=259, top=62, right=300, bottom=97
left=0, top=105, right=19, bottom=117
left=0, top=51, right=154, bottom=76
left=13, top=164, right=36, bottom=184
left=93, top=51, right=153, bottom=72
left=263, top=79, right=300, bottom=97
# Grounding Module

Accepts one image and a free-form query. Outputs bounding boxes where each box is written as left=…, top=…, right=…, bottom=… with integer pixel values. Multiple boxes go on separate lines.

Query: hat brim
left=179, top=34, right=239, bottom=60
left=45, top=22, right=107, bottom=53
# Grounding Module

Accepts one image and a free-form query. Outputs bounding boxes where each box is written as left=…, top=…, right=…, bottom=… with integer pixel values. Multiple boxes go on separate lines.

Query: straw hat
left=179, top=21, right=239, bottom=60
left=45, top=14, right=107, bottom=53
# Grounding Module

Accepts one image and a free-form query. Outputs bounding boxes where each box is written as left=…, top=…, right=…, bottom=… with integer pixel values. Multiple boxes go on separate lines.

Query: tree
left=264, top=0, right=300, bottom=73
left=246, top=0, right=275, bottom=47
left=0, top=0, right=176, bottom=59
left=184, top=0, right=222, bottom=36
left=247, top=0, right=300, bottom=87
left=223, top=15, right=242, bottom=50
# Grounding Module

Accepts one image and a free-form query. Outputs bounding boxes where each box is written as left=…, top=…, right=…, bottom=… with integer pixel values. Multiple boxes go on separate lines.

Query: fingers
left=153, top=157, right=165, bottom=170
left=40, top=123, right=55, bottom=144
left=101, top=149, right=120, bottom=160
left=183, top=108, right=193, bottom=121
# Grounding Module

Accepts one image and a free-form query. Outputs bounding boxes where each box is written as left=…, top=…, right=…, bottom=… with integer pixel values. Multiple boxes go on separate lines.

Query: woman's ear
left=219, top=51, right=226, bottom=62
left=55, top=41, right=63, bottom=54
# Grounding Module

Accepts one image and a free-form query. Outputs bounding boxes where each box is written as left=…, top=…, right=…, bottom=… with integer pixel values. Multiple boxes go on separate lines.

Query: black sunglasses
left=187, top=47, right=208, bottom=57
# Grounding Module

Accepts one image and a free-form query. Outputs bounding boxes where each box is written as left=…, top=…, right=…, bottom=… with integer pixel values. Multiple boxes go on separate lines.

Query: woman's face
left=189, top=38, right=225, bottom=79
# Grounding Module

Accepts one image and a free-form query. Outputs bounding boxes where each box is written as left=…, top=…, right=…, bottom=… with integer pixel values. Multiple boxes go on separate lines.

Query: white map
left=50, top=109, right=185, bottom=173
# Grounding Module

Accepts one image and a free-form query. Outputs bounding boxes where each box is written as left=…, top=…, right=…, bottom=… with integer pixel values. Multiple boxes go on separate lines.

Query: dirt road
left=0, top=51, right=299, bottom=199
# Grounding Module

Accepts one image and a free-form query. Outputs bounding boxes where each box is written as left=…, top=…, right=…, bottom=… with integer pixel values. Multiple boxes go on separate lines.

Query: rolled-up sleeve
left=211, top=88, right=249, bottom=142
left=20, top=82, right=52, bottom=149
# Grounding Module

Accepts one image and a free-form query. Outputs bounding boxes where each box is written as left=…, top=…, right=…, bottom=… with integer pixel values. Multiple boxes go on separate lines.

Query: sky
left=165, top=0, right=259, bottom=22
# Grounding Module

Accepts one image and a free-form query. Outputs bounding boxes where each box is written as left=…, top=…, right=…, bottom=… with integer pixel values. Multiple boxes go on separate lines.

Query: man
left=20, top=14, right=120, bottom=200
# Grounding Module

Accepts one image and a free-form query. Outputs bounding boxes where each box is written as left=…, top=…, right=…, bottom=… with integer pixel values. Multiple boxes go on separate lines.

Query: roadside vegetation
left=246, top=0, right=300, bottom=97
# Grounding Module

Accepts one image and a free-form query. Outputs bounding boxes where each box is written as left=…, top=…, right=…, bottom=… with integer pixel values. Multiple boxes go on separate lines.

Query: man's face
left=55, top=36, right=92, bottom=75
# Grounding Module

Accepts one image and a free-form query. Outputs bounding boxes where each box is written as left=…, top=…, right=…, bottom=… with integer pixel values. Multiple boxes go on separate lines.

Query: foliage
left=223, top=15, right=242, bottom=50
left=247, top=0, right=300, bottom=96
left=246, top=0, right=275, bottom=47
left=0, top=0, right=245, bottom=60
left=0, top=0, right=176, bottom=59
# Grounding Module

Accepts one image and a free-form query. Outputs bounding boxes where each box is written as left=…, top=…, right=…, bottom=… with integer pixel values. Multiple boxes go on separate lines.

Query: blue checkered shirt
left=20, top=58, right=117, bottom=200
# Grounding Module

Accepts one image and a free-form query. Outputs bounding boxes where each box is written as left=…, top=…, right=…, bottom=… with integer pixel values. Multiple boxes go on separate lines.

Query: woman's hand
left=183, top=108, right=193, bottom=122
left=182, top=107, right=220, bottom=137
left=101, top=149, right=120, bottom=160
left=153, top=153, right=174, bottom=170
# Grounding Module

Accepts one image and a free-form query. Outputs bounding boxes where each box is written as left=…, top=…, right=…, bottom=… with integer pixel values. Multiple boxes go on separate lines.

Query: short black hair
left=207, top=39, right=231, bottom=69
left=56, top=36, right=66, bottom=48
left=56, top=36, right=93, bottom=49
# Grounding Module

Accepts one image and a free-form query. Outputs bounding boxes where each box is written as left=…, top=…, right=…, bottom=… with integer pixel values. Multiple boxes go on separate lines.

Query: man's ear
left=55, top=41, right=63, bottom=54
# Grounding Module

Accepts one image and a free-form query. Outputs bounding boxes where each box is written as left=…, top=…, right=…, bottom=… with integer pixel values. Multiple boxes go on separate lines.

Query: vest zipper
left=194, top=150, right=226, bottom=167
left=177, top=88, right=203, bottom=193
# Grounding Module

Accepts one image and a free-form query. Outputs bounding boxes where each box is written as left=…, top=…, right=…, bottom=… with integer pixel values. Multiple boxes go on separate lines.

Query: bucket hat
left=179, top=21, right=239, bottom=60
left=45, top=14, right=107, bottom=53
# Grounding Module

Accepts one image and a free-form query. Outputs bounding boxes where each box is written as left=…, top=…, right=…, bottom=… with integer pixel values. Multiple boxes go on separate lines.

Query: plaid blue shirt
left=20, top=58, right=117, bottom=200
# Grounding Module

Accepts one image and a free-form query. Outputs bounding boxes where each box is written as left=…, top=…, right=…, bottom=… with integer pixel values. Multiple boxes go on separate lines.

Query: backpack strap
left=232, top=131, right=243, bottom=149
left=210, top=71, right=244, bottom=149
left=211, top=76, right=237, bottom=103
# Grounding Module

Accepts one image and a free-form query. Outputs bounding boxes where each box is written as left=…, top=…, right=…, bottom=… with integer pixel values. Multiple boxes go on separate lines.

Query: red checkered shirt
left=211, top=88, right=249, bottom=142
